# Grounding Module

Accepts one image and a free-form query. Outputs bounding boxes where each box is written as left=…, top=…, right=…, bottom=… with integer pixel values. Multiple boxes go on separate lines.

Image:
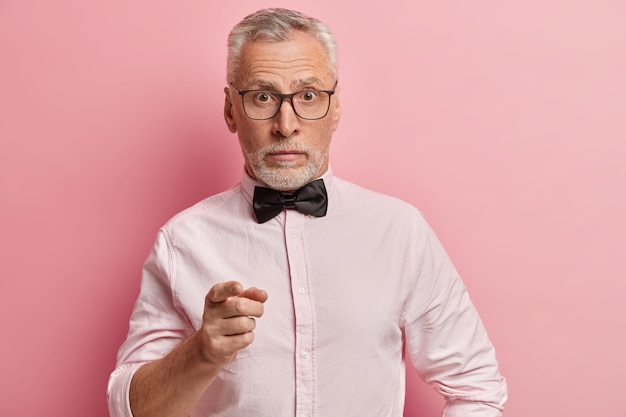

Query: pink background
left=1, top=1, right=625, bottom=416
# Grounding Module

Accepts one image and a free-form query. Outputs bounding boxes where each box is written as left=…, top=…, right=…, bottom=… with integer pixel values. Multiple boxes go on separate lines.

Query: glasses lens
left=243, top=91, right=280, bottom=120
left=293, top=91, right=331, bottom=120
left=242, top=90, right=331, bottom=120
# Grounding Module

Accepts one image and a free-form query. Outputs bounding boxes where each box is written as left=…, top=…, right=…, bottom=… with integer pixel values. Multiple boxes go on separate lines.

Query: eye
left=253, top=91, right=276, bottom=104
left=300, top=91, right=319, bottom=102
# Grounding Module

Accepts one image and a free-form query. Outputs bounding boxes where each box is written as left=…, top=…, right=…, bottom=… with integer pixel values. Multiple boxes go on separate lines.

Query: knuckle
left=204, top=335, right=226, bottom=356
left=235, top=316, right=254, bottom=334
left=233, top=297, right=247, bottom=313
left=239, top=331, right=254, bottom=346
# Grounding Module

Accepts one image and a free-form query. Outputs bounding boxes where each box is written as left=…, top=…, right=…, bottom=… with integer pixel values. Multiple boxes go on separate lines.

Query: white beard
left=245, top=138, right=329, bottom=191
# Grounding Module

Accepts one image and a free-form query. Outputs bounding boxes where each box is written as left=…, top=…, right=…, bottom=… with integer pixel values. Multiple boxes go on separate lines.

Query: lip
left=268, top=151, right=305, bottom=162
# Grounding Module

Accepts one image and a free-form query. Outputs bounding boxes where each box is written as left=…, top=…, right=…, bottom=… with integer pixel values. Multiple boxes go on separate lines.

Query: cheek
left=238, top=135, right=257, bottom=155
left=237, top=123, right=268, bottom=154
left=235, top=119, right=254, bottom=142
left=317, top=122, right=335, bottom=148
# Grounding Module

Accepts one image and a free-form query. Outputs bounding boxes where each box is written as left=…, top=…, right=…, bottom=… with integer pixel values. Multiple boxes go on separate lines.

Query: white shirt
left=108, top=168, right=507, bottom=416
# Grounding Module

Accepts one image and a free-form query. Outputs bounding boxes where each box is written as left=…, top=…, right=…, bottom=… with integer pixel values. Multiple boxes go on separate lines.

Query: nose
left=272, top=98, right=300, bottom=138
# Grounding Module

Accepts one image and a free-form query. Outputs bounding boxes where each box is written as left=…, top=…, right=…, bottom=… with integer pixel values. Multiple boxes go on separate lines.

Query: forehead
left=236, top=31, right=334, bottom=89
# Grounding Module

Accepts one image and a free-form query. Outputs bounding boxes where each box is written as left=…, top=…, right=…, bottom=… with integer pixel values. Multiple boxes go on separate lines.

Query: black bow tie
left=253, top=179, right=328, bottom=224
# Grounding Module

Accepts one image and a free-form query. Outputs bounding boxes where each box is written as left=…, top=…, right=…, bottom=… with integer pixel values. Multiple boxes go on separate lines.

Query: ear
left=330, top=84, right=341, bottom=132
left=224, top=87, right=238, bottom=133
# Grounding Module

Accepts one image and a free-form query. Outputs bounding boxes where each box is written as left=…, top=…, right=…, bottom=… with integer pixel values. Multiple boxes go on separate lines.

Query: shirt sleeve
left=107, top=230, right=196, bottom=417
left=403, top=217, right=507, bottom=416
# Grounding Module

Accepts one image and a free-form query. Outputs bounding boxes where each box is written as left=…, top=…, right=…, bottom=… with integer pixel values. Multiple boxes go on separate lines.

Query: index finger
left=241, top=287, right=269, bottom=304
left=207, top=281, right=244, bottom=303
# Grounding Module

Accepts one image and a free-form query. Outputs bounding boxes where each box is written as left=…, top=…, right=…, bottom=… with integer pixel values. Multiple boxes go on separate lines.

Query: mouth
left=268, top=150, right=306, bottom=162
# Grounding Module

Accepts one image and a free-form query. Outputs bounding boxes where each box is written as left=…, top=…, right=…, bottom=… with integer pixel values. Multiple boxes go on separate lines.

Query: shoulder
left=332, top=176, right=423, bottom=219
left=160, top=184, right=246, bottom=233
left=329, top=176, right=433, bottom=237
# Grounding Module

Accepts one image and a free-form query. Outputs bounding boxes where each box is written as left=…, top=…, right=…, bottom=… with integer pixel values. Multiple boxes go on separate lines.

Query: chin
left=255, top=165, right=318, bottom=191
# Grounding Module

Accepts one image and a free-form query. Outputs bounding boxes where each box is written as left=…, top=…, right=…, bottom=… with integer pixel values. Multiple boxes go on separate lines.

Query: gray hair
left=226, top=8, right=338, bottom=84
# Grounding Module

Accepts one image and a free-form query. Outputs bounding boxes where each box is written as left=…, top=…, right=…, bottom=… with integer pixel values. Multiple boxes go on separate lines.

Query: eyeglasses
left=230, top=82, right=337, bottom=120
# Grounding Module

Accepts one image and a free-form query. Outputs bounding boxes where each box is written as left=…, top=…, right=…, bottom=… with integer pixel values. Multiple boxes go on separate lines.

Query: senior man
left=108, top=8, right=507, bottom=417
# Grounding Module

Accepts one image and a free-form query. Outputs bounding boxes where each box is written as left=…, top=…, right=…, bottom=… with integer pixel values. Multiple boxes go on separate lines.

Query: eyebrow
left=247, top=78, right=325, bottom=91
left=293, top=78, right=324, bottom=89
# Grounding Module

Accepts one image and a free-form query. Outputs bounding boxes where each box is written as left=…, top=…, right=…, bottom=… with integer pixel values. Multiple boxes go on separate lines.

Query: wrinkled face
left=224, top=30, right=341, bottom=191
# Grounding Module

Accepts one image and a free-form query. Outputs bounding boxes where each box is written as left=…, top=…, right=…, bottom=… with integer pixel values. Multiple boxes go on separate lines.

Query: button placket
left=284, top=210, right=316, bottom=417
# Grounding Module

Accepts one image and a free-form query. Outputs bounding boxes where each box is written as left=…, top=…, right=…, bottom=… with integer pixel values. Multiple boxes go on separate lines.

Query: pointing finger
left=241, top=287, right=268, bottom=303
left=207, top=281, right=243, bottom=303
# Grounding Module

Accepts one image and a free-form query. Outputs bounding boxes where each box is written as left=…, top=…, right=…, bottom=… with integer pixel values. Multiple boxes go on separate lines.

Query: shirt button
left=290, top=231, right=299, bottom=239
left=301, top=350, right=310, bottom=359
left=298, top=287, right=306, bottom=294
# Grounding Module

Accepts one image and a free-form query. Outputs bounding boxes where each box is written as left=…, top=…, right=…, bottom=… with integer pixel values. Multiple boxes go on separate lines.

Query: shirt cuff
left=107, top=362, right=145, bottom=417
left=442, top=377, right=508, bottom=417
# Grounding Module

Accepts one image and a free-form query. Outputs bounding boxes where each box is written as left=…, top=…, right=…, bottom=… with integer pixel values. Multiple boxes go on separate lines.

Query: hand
left=199, top=281, right=268, bottom=366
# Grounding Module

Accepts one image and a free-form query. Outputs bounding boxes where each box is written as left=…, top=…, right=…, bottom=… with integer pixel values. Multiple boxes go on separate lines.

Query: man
left=108, top=8, right=507, bottom=417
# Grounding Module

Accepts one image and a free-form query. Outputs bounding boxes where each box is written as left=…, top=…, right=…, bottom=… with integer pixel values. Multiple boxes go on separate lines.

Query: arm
left=129, top=282, right=268, bottom=417
left=404, top=218, right=507, bottom=416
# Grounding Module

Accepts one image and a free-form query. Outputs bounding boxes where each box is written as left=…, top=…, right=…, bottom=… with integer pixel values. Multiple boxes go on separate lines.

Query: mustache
left=260, top=138, right=309, bottom=154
